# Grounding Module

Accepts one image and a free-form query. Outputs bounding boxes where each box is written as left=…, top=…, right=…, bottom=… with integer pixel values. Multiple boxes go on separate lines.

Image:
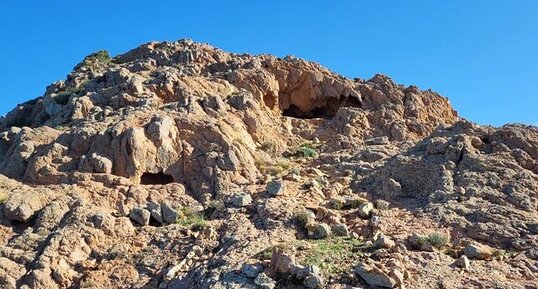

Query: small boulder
left=161, top=202, right=180, bottom=224
left=374, top=233, right=395, bottom=249
left=455, top=255, right=470, bottom=269
left=332, top=224, right=350, bottom=237
left=254, top=272, right=276, bottom=289
left=358, top=202, right=374, bottom=219
left=231, top=193, right=253, bottom=207
left=129, top=207, right=151, bottom=226
left=464, top=244, right=492, bottom=260
left=241, top=263, right=263, bottom=279
left=147, top=202, right=164, bottom=224
left=304, top=274, right=324, bottom=289
left=296, top=264, right=321, bottom=280
left=266, top=180, right=286, bottom=196
left=312, top=223, right=331, bottom=239
left=355, top=262, right=397, bottom=288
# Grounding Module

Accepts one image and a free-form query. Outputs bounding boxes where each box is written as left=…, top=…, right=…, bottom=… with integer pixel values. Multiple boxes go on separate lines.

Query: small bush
left=177, top=207, right=208, bottom=230
left=298, top=145, right=317, bottom=158
left=427, top=232, right=449, bottom=248
left=84, top=50, right=111, bottom=65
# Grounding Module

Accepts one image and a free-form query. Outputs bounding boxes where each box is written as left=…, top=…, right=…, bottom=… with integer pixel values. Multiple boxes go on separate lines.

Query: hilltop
left=0, top=40, right=537, bottom=289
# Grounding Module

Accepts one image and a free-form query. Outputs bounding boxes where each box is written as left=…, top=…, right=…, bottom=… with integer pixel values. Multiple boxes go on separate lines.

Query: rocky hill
left=0, top=40, right=536, bottom=289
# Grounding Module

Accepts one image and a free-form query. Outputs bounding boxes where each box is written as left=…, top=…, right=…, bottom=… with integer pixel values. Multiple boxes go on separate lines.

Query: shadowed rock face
left=0, top=40, right=536, bottom=289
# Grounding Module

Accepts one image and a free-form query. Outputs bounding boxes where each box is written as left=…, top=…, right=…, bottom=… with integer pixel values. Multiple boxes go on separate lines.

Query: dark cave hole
left=282, top=95, right=362, bottom=119
left=341, top=96, right=362, bottom=108
left=282, top=103, right=340, bottom=119
left=140, top=172, right=175, bottom=185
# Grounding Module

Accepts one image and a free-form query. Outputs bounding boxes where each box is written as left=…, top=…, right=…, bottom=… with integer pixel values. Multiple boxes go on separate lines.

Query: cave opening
left=282, top=103, right=340, bottom=119
left=341, top=96, right=362, bottom=108
left=140, top=172, right=175, bottom=185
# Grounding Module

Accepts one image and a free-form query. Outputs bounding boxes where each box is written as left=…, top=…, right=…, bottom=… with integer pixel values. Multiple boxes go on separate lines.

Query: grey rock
left=296, top=264, right=321, bottom=280
left=129, top=207, right=151, bottom=226
left=455, top=255, right=470, bottom=269
left=358, top=202, right=374, bottom=219
left=241, top=263, right=263, bottom=279
left=148, top=202, right=164, bottom=224
left=231, top=193, right=253, bottom=207
left=254, top=272, right=275, bottom=289
left=313, top=223, right=331, bottom=239
left=162, top=202, right=180, bottom=224
left=304, top=274, right=324, bottom=288
left=266, top=180, right=286, bottom=196
left=355, top=264, right=397, bottom=288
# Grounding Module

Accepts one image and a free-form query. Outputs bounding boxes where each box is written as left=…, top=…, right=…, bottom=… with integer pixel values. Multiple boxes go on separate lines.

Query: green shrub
left=427, top=232, right=449, bottom=248
left=298, top=145, right=317, bottom=158
left=177, top=207, right=208, bottom=230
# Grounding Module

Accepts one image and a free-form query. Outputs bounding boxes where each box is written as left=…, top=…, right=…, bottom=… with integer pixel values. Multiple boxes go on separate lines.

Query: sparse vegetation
left=177, top=207, right=208, bottom=230
left=298, top=145, right=317, bottom=158
left=255, top=238, right=370, bottom=276
left=255, top=159, right=291, bottom=176
left=414, top=232, right=449, bottom=249
left=427, top=232, right=449, bottom=248
left=300, top=237, right=368, bottom=275
left=82, top=50, right=111, bottom=66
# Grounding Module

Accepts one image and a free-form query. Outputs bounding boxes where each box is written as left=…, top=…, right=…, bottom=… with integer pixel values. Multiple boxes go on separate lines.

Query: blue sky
left=1, top=1, right=537, bottom=126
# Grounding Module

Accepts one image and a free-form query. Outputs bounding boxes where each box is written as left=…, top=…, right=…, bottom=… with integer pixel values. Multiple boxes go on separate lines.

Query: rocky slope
left=0, top=40, right=536, bottom=289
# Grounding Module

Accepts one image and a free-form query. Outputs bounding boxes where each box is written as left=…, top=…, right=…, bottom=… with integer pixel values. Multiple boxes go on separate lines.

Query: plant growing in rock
left=298, top=145, right=317, bottom=158
left=300, top=237, right=368, bottom=276
left=177, top=207, right=208, bottom=230
left=427, top=232, right=449, bottom=248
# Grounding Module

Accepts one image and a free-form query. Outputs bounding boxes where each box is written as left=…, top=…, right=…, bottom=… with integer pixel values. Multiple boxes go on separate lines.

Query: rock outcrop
left=0, top=40, right=536, bottom=289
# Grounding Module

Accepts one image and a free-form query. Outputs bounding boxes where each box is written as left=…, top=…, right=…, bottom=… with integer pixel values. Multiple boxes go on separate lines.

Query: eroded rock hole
left=282, top=103, right=340, bottom=119
left=140, top=172, right=175, bottom=185
left=282, top=96, right=361, bottom=119
left=341, top=96, right=362, bottom=108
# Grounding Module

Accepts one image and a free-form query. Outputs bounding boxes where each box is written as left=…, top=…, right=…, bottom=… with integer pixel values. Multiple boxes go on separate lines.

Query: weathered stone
left=332, top=224, right=350, bottom=237
left=455, top=255, right=470, bottom=269
left=312, top=223, right=331, bottom=239
left=464, top=244, right=492, bottom=260
left=254, top=272, right=276, bottom=289
left=266, top=180, right=286, bottom=197
left=241, top=263, right=263, bottom=279
left=355, top=263, right=397, bottom=288
left=231, top=193, right=252, bottom=207
left=358, top=203, right=374, bottom=219
left=161, top=202, right=180, bottom=224
left=129, top=207, right=151, bottom=226
left=147, top=202, right=164, bottom=224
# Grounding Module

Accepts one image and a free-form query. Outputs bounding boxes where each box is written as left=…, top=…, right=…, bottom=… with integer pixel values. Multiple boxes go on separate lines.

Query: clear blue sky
left=1, top=1, right=537, bottom=126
